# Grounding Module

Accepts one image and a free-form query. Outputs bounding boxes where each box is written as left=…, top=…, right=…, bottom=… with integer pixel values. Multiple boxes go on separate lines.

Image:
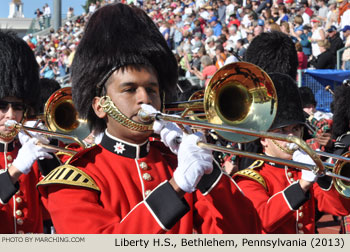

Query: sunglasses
left=0, top=100, right=26, bottom=111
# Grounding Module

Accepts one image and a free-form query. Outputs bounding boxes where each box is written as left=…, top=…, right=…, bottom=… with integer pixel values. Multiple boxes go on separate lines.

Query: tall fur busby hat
left=332, top=85, right=350, bottom=138
left=298, top=86, right=317, bottom=108
left=71, top=3, right=178, bottom=133
left=0, top=30, right=40, bottom=111
left=37, top=78, right=61, bottom=113
left=244, top=31, right=298, bottom=80
left=269, top=73, right=305, bottom=129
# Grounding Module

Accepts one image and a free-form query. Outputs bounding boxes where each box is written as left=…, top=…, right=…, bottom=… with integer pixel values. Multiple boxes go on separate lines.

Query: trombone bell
left=44, top=87, right=90, bottom=142
left=332, top=152, right=350, bottom=198
left=204, top=62, right=277, bottom=142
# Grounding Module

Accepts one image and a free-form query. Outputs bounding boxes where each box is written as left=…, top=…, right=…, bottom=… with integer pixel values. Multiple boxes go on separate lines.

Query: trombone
left=5, top=87, right=90, bottom=155
left=139, top=62, right=350, bottom=197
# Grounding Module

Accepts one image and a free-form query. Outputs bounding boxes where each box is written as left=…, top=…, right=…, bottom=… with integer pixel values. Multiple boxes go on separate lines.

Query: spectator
left=236, top=38, right=246, bottom=58
left=227, top=24, right=242, bottom=45
left=340, top=1, right=350, bottom=30
left=296, top=41, right=308, bottom=69
left=190, top=55, right=217, bottom=87
left=214, top=44, right=227, bottom=69
left=217, top=0, right=227, bottom=24
left=225, top=0, right=235, bottom=23
left=276, top=4, right=289, bottom=25
left=310, top=17, right=326, bottom=58
left=224, top=42, right=239, bottom=64
left=326, top=0, right=338, bottom=30
left=89, top=2, right=96, bottom=14
left=301, top=24, right=313, bottom=58
left=326, top=25, right=344, bottom=61
left=208, top=16, right=222, bottom=37
left=67, top=7, right=74, bottom=19
left=43, top=3, right=51, bottom=28
left=342, top=25, right=350, bottom=70
left=34, top=8, right=44, bottom=30
left=316, top=0, right=328, bottom=24
left=159, top=21, right=171, bottom=48
left=40, top=60, right=57, bottom=79
left=315, top=39, right=336, bottom=69
left=338, top=0, right=350, bottom=24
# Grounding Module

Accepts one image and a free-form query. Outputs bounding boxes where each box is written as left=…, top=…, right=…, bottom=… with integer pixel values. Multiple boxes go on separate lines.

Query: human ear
left=92, top=97, right=107, bottom=119
left=260, top=138, right=268, bottom=148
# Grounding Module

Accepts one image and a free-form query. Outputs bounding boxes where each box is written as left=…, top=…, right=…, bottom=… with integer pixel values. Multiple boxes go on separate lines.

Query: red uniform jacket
left=38, top=131, right=261, bottom=234
left=233, top=160, right=350, bottom=234
left=0, top=140, right=44, bottom=234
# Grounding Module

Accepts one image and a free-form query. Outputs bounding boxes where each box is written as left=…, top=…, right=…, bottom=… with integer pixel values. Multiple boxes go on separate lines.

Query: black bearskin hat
left=332, top=85, right=350, bottom=138
left=244, top=31, right=298, bottom=80
left=71, top=3, right=178, bottom=133
left=269, top=73, right=305, bottom=129
left=38, top=78, right=61, bottom=113
left=298, top=86, right=317, bottom=108
left=0, top=30, right=40, bottom=111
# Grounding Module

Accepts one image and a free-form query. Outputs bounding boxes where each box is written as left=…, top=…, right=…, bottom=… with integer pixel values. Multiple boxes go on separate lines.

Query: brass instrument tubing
left=197, top=142, right=350, bottom=182
left=15, top=123, right=86, bottom=148
left=154, top=113, right=325, bottom=173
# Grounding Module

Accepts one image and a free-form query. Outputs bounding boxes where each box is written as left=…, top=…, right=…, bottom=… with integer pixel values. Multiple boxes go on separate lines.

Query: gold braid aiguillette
left=0, top=130, right=18, bottom=142
left=98, top=96, right=154, bottom=132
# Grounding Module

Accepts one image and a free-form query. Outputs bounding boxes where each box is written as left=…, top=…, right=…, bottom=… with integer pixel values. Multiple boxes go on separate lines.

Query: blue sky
left=0, top=0, right=86, bottom=18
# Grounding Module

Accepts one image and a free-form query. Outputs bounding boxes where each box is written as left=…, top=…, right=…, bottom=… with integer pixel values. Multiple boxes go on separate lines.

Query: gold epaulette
left=37, top=165, right=100, bottom=192
left=233, top=160, right=267, bottom=191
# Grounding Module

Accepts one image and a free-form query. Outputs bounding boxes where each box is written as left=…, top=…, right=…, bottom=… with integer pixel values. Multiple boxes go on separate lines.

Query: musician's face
left=93, top=65, right=161, bottom=144
left=261, top=124, right=303, bottom=160
left=0, top=97, right=25, bottom=138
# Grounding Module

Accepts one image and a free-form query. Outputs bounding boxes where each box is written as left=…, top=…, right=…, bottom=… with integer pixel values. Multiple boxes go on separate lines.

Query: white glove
left=12, top=138, right=54, bottom=174
left=17, top=120, right=48, bottom=146
left=173, top=133, right=213, bottom=193
left=141, top=104, right=183, bottom=154
left=292, top=150, right=318, bottom=183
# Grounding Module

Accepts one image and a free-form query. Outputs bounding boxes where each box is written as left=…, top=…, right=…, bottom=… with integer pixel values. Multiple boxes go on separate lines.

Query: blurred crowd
left=23, top=0, right=350, bottom=85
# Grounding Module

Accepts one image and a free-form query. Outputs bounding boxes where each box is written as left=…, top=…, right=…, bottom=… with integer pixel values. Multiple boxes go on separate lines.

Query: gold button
left=299, top=230, right=304, bottom=234
left=145, top=190, right=152, bottom=197
left=142, top=173, right=152, bottom=181
left=17, top=230, right=24, bottom=234
left=287, top=172, right=292, bottom=177
left=139, top=162, right=149, bottom=170
left=298, top=223, right=303, bottom=229
left=299, top=206, right=303, bottom=210
left=7, top=163, right=12, bottom=168
left=290, top=178, right=295, bottom=182
left=7, top=155, right=13, bottom=162
left=16, top=210, right=22, bottom=216
left=16, top=197, right=22, bottom=204
left=17, top=218, right=24, bottom=225
left=299, top=212, right=304, bottom=218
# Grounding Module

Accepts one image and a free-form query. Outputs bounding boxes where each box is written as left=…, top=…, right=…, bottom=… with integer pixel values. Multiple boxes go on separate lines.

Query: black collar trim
left=0, top=140, right=16, bottom=152
left=267, top=162, right=286, bottom=169
left=100, top=130, right=150, bottom=159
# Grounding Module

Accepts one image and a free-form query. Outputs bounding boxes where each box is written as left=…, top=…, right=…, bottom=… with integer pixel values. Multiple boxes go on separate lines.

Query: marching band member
left=238, top=31, right=299, bottom=171
left=233, top=73, right=350, bottom=234
left=0, top=30, right=56, bottom=233
left=298, top=86, right=333, bottom=152
left=331, top=84, right=350, bottom=234
left=37, top=3, right=261, bottom=234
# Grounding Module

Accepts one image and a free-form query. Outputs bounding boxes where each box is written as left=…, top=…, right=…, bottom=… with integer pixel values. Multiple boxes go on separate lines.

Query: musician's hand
left=316, top=132, right=333, bottom=148
left=12, top=138, right=54, bottom=174
left=18, top=120, right=48, bottom=145
left=141, top=104, right=183, bottom=154
left=292, top=150, right=318, bottom=183
left=173, top=133, right=213, bottom=193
